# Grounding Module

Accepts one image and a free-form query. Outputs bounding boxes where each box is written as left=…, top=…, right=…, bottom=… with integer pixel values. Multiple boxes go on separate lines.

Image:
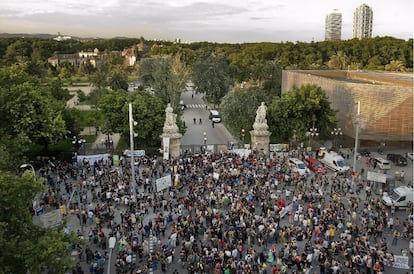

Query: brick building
left=281, top=70, right=413, bottom=143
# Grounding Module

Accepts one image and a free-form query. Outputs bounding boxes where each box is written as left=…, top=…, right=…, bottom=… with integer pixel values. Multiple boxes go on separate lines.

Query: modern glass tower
left=353, top=4, right=373, bottom=39
left=325, top=10, right=342, bottom=41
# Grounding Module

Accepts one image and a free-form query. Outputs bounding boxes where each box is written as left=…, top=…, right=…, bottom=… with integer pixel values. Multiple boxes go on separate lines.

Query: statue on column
left=163, top=103, right=179, bottom=134
left=253, top=102, right=269, bottom=132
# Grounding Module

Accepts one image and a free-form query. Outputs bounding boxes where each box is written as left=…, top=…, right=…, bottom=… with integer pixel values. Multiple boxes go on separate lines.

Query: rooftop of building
left=291, top=70, right=413, bottom=88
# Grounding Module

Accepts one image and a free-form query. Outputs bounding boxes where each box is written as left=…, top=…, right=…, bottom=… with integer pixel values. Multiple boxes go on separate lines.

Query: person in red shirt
left=272, top=264, right=279, bottom=274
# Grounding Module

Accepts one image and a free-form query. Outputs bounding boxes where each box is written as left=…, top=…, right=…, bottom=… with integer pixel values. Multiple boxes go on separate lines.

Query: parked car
left=373, top=157, right=391, bottom=170
left=288, top=158, right=310, bottom=176
left=406, top=152, right=414, bottom=161
left=304, top=157, right=327, bottom=174
left=386, top=153, right=408, bottom=166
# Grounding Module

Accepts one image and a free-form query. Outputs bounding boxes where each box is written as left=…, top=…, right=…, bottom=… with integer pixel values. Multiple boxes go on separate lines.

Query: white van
left=382, top=186, right=413, bottom=209
left=317, top=148, right=350, bottom=174
left=288, top=158, right=310, bottom=176
left=209, top=110, right=221, bottom=123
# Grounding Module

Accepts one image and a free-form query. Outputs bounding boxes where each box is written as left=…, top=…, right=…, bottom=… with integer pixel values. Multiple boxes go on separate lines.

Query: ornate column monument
left=250, top=102, right=271, bottom=156
left=160, top=103, right=182, bottom=159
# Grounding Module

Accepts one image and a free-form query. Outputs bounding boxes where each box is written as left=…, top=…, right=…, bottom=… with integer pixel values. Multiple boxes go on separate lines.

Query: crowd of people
left=35, top=148, right=413, bottom=274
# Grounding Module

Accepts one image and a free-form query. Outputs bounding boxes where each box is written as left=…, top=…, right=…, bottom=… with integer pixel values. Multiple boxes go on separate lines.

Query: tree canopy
left=192, top=53, right=234, bottom=107
left=0, top=67, right=69, bottom=169
left=0, top=171, right=78, bottom=273
left=98, top=90, right=179, bottom=148
left=137, top=54, right=189, bottom=110
left=219, top=86, right=274, bottom=139
left=268, top=84, right=337, bottom=142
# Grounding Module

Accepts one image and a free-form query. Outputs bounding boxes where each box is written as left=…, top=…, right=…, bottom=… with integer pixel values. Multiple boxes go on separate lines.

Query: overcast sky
left=0, top=0, right=412, bottom=43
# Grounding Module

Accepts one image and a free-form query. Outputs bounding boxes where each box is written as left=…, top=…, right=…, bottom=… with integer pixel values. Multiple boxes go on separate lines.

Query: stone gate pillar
left=160, top=103, right=182, bottom=159
left=250, top=102, right=271, bottom=156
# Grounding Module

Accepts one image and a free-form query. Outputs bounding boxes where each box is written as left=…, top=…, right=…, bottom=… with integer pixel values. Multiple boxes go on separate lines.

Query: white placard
left=163, top=137, right=170, bottom=160
left=367, top=171, right=387, bottom=183
left=156, top=175, right=172, bottom=192
left=213, top=172, right=220, bottom=180
left=393, top=255, right=409, bottom=269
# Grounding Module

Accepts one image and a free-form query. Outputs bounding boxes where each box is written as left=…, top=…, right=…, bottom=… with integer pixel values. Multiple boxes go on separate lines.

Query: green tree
left=98, top=90, right=171, bottom=148
left=268, top=84, right=337, bottom=142
left=90, top=66, right=108, bottom=90
left=327, top=51, right=349, bottom=70
left=220, top=86, right=273, bottom=140
left=138, top=54, right=189, bottom=109
left=192, top=53, right=234, bottom=108
left=0, top=171, right=78, bottom=273
left=3, top=39, right=32, bottom=66
left=107, top=65, right=129, bottom=91
left=0, top=67, right=67, bottom=152
left=385, top=60, right=406, bottom=72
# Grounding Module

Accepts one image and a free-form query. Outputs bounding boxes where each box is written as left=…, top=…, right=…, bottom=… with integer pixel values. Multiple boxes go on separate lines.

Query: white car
left=406, top=152, right=413, bottom=161
left=288, top=158, right=310, bottom=176
left=209, top=110, right=221, bottom=123
left=374, top=157, right=391, bottom=170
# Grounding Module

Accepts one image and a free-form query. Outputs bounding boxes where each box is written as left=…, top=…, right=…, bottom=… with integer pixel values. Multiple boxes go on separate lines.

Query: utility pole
left=129, top=103, right=137, bottom=202
left=352, top=101, right=361, bottom=173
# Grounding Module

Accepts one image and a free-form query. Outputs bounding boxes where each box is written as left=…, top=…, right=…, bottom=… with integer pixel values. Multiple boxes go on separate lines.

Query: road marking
left=186, top=104, right=206, bottom=109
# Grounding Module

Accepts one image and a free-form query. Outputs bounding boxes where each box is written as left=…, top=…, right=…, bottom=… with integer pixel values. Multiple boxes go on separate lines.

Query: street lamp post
left=352, top=101, right=361, bottom=174
left=107, top=237, right=116, bottom=274
left=203, top=132, right=207, bottom=151
left=72, top=136, right=86, bottom=155
left=290, top=130, right=297, bottom=150
left=308, top=114, right=318, bottom=148
left=331, top=128, right=343, bottom=149
left=308, top=128, right=318, bottom=147
left=129, top=103, right=138, bottom=202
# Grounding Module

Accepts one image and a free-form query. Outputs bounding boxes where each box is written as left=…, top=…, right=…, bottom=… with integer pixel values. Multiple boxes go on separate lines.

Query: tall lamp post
left=352, top=101, right=361, bottom=174
left=308, top=128, right=318, bottom=147
left=290, top=130, right=297, bottom=151
left=203, top=132, right=207, bottom=151
left=308, top=114, right=318, bottom=148
left=331, top=128, right=343, bottom=149
left=107, top=237, right=116, bottom=274
left=129, top=103, right=138, bottom=202
left=72, top=136, right=86, bottom=155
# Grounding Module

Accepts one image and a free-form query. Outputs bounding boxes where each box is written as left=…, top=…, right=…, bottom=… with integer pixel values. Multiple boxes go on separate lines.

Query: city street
left=180, top=86, right=238, bottom=151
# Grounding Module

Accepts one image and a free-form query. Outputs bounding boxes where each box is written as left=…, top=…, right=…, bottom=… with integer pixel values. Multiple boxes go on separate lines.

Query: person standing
left=392, top=230, right=400, bottom=246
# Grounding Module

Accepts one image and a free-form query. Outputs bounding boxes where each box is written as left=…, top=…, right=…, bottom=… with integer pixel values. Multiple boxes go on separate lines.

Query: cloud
left=0, top=0, right=412, bottom=42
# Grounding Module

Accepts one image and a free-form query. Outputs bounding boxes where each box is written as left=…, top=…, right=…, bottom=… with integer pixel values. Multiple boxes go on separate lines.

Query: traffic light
left=241, top=128, right=245, bottom=137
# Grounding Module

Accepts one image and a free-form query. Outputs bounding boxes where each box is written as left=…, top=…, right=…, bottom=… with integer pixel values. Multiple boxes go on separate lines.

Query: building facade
left=47, top=48, right=108, bottom=69
left=281, top=70, right=413, bottom=143
left=325, top=10, right=342, bottom=41
left=353, top=4, right=373, bottom=39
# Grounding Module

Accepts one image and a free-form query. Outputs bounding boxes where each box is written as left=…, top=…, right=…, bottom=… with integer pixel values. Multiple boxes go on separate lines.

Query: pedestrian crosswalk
left=185, top=104, right=207, bottom=109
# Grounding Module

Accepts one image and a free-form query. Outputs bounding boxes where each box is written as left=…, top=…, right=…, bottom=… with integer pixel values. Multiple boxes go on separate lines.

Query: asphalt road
left=180, top=87, right=238, bottom=149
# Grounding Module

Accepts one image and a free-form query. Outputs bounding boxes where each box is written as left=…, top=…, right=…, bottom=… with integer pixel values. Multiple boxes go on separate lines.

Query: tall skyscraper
left=325, top=10, right=342, bottom=41
left=353, top=4, right=373, bottom=39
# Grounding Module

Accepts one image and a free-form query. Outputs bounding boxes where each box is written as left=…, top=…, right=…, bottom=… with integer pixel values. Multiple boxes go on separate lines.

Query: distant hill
left=0, top=33, right=57, bottom=39
left=0, top=33, right=102, bottom=41
left=0, top=33, right=138, bottom=40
